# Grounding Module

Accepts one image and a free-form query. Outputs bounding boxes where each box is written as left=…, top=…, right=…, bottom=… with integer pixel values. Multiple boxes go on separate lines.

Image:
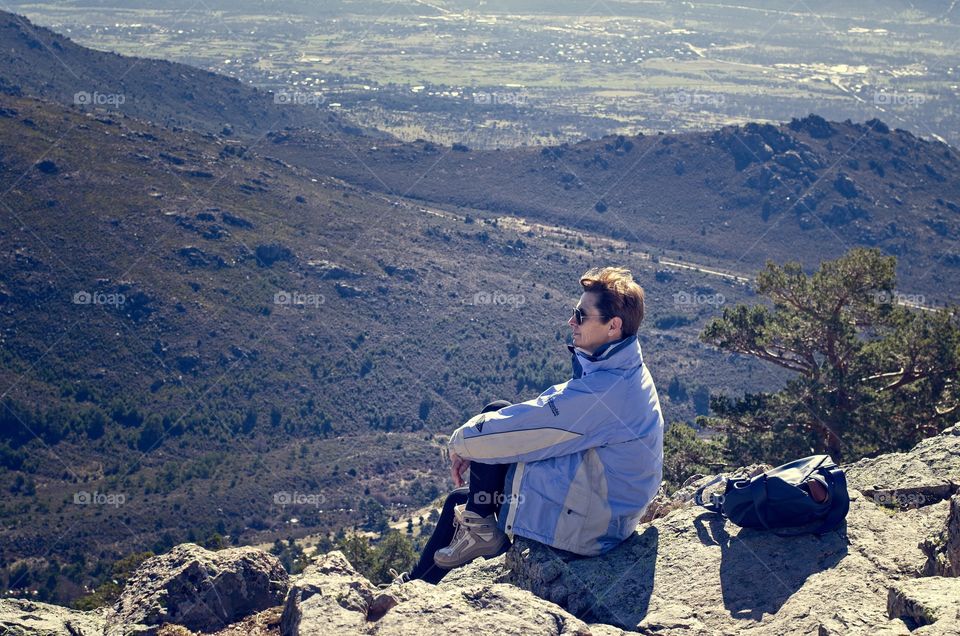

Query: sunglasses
left=572, top=307, right=609, bottom=325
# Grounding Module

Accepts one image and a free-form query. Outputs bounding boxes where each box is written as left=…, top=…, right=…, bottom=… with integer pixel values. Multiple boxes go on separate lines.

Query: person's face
left=568, top=291, right=618, bottom=354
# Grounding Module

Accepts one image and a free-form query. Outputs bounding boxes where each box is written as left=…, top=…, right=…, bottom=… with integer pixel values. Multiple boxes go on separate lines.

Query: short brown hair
left=579, top=267, right=645, bottom=336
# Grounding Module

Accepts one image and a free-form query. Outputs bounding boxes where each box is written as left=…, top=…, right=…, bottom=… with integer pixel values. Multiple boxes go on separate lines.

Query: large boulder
left=106, top=543, right=288, bottom=635
left=6, top=425, right=960, bottom=635
left=0, top=599, right=106, bottom=635
left=279, top=551, right=606, bottom=636
left=501, top=426, right=960, bottom=634
left=279, top=551, right=396, bottom=635
left=887, top=577, right=960, bottom=633
left=504, top=496, right=946, bottom=634
left=846, top=425, right=960, bottom=508
left=254, top=243, right=293, bottom=267
left=921, top=493, right=960, bottom=577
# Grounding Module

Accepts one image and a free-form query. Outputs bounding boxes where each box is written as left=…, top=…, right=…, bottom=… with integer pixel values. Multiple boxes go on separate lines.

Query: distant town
left=16, top=1, right=960, bottom=148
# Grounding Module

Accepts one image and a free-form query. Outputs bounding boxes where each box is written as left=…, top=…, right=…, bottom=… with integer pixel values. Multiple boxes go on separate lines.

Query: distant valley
left=0, top=6, right=957, bottom=605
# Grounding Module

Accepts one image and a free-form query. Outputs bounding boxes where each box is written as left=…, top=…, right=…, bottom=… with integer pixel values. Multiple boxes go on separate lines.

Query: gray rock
left=436, top=552, right=510, bottom=588
left=0, top=599, right=106, bottom=635
left=846, top=425, right=960, bottom=508
left=888, top=577, right=960, bottom=631
left=774, top=150, right=805, bottom=174
left=254, top=244, right=293, bottom=267
left=372, top=582, right=593, bottom=635
left=502, top=427, right=960, bottom=636
left=178, top=246, right=226, bottom=269
left=921, top=494, right=960, bottom=577
left=280, top=551, right=383, bottom=635
left=505, top=495, right=943, bottom=634
left=7, top=425, right=960, bottom=636
left=106, top=543, right=288, bottom=635
left=306, top=259, right=363, bottom=280
left=281, top=550, right=594, bottom=636
left=220, top=212, right=253, bottom=229
left=334, top=282, right=365, bottom=298
left=834, top=173, right=859, bottom=198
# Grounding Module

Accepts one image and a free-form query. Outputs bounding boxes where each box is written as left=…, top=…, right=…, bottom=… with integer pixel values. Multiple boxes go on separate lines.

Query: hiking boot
left=433, top=504, right=507, bottom=569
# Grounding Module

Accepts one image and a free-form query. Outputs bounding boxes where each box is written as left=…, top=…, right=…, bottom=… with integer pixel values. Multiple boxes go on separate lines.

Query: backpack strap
left=694, top=475, right=727, bottom=513
left=750, top=474, right=773, bottom=531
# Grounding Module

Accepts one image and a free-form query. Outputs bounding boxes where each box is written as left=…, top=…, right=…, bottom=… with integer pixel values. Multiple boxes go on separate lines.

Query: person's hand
left=450, top=451, right=470, bottom=487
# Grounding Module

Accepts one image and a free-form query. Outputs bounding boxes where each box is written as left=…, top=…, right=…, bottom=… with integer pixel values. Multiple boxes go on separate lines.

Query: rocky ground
left=3, top=425, right=959, bottom=635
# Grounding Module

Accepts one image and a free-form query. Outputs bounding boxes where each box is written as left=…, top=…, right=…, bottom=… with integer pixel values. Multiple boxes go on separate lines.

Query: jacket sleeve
left=448, top=376, right=637, bottom=463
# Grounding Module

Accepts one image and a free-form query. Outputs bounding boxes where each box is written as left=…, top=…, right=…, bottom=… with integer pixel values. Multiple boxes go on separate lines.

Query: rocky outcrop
left=887, top=577, right=960, bottom=633
left=279, top=551, right=604, bottom=636
left=0, top=599, right=106, bottom=635
left=846, top=424, right=960, bottom=509
left=5, top=426, right=960, bottom=635
left=921, top=494, right=960, bottom=577
left=307, top=259, right=364, bottom=280
left=178, top=246, right=226, bottom=269
left=105, top=543, right=288, bottom=635
left=279, top=552, right=397, bottom=635
left=254, top=244, right=293, bottom=267
left=497, top=426, right=960, bottom=634
left=504, top=494, right=946, bottom=634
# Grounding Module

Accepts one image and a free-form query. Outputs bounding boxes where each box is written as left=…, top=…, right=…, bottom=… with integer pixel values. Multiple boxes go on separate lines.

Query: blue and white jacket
left=448, top=335, right=664, bottom=556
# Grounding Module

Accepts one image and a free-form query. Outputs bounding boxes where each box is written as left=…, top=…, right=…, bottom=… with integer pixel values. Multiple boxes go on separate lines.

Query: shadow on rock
left=693, top=512, right=849, bottom=621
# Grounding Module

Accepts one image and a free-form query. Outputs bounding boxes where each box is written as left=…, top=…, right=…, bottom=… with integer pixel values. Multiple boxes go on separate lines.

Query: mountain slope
left=0, top=9, right=369, bottom=138
left=268, top=116, right=960, bottom=305
left=0, top=89, right=785, bottom=604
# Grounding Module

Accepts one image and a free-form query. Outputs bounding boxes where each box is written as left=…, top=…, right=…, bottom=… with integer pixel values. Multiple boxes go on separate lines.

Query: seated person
left=401, top=267, right=664, bottom=584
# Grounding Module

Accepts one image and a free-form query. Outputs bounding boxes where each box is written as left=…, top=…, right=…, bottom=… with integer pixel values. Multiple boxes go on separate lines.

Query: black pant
left=409, top=400, right=512, bottom=584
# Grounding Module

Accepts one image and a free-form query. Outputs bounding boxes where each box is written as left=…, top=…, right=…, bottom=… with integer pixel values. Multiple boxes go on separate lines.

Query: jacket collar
left=567, top=335, right=642, bottom=379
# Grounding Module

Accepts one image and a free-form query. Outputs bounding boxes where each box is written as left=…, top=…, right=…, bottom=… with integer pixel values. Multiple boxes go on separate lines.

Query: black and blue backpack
left=694, top=455, right=850, bottom=535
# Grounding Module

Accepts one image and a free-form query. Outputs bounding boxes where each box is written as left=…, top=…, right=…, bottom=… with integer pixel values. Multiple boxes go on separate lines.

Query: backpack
left=694, top=455, right=850, bottom=535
